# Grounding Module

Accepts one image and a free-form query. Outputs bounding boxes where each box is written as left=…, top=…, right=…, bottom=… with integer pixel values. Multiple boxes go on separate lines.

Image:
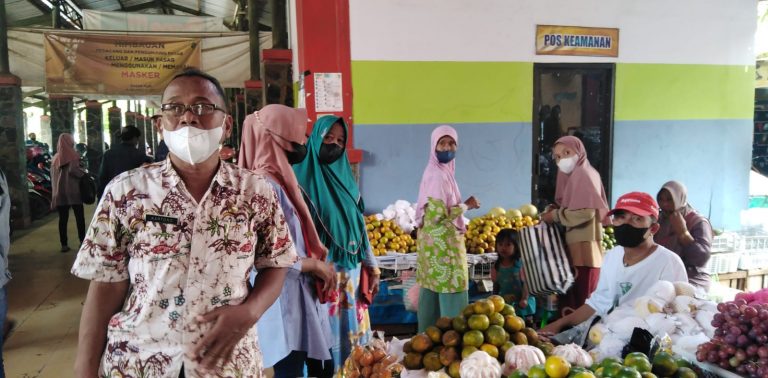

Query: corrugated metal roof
left=5, top=0, right=45, bottom=23
left=6, top=0, right=277, bottom=28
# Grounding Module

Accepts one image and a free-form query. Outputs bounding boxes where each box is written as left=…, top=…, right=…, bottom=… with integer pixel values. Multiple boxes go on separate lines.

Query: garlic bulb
left=552, top=344, right=594, bottom=367
left=460, top=351, right=502, bottom=378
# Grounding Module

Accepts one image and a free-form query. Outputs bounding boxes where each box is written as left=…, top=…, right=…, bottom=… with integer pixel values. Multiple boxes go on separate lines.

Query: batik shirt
left=71, top=159, right=298, bottom=378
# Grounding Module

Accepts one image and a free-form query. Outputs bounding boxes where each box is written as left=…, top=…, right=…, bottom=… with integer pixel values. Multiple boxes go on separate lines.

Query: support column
left=0, top=74, right=30, bottom=228
left=139, top=115, right=153, bottom=155
left=107, top=105, right=121, bottom=148
left=272, top=0, right=288, bottom=49
left=246, top=0, right=266, bottom=112
left=85, top=100, right=104, bottom=176
left=49, top=95, right=74, bottom=153
left=125, top=111, right=137, bottom=127
left=263, top=49, right=293, bottom=106
left=39, top=114, right=52, bottom=150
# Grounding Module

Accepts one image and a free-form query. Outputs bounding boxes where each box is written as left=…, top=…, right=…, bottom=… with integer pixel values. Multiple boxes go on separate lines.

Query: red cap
left=607, top=192, right=660, bottom=219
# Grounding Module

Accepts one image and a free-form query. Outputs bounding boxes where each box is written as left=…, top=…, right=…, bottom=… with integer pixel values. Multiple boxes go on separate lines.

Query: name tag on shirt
left=145, top=214, right=179, bottom=225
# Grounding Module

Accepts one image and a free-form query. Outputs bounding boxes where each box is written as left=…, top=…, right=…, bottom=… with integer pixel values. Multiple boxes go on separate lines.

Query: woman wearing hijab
left=293, top=115, right=380, bottom=370
left=238, top=105, right=337, bottom=377
left=541, top=136, right=609, bottom=310
left=655, top=180, right=713, bottom=291
left=50, top=133, right=86, bottom=252
left=414, top=125, right=480, bottom=332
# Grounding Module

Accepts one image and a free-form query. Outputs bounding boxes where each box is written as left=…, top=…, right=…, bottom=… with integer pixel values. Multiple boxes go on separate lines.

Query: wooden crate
left=746, top=268, right=768, bottom=291
left=716, top=271, right=747, bottom=291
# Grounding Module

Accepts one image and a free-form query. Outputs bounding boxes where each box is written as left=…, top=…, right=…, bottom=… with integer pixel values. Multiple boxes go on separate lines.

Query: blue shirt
left=255, top=179, right=333, bottom=366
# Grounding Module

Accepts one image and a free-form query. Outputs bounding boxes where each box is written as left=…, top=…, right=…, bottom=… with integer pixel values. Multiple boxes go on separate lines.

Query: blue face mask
left=436, top=150, right=455, bottom=163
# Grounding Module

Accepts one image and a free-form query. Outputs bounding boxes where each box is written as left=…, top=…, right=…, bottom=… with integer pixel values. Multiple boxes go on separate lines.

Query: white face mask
left=557, top=155, right=578, bottom=174
left=163, top=121, right=225, bottom=165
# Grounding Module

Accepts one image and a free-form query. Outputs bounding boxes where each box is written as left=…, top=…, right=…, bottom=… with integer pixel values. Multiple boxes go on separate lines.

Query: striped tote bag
left=519, top=222, right=574, bottom=296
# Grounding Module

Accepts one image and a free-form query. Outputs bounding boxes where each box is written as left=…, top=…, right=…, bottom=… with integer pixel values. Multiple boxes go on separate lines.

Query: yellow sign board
left=44, top=33, right=201, bottom=95
left=536, top=25, right=619, bottom=58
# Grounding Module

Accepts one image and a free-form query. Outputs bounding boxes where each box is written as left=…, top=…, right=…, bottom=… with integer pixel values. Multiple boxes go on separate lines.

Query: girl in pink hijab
left=238, top=105, right=337, bottom=377
left=414, top=125, right=480, bottom=332
left=51, top=133, right=87, bottom=252
left=541, top=135, right=609, bottom=310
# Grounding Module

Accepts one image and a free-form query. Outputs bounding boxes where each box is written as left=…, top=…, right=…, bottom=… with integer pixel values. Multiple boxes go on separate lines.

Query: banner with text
left=536, top=25, right=619, bottom=57
left=44, top=34, right=201, bottom=95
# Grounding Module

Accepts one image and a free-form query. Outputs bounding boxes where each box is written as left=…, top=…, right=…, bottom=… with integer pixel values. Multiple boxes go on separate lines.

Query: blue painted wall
left=355, top=122, right=532, bottom=218
left=612, top=119, right=752, bottom=230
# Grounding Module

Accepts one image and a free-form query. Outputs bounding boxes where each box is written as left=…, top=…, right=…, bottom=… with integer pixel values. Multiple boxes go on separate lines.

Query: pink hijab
left=554, top=136, right=609, bottom=221
left=238, top=105, right=328, bottom=265
left=416, top=125, right=465, bottom=231
left=52, top=133, right=80, bottom=169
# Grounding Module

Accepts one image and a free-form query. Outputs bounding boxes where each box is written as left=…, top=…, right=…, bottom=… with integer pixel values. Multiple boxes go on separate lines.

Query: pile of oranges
left=465, top=212, right=539, bottom=254
left=365, top=216, right=416, bottom=256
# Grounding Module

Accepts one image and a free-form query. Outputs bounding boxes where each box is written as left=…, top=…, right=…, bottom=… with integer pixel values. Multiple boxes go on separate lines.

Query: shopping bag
left=519, top=222, right=574, bottom=296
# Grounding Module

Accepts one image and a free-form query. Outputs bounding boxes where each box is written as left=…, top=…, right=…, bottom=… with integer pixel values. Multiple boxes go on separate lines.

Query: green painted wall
left=614, top=63, right=755, bottom=121
left=351, top=61, right=755, bottom=125
left=351, top=61, right=533, bottom=124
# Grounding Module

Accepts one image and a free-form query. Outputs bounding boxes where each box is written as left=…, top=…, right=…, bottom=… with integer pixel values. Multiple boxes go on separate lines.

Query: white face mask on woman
left=163, top=119, right=225, bottom=165
left=557, top=155, right=578, bottom=174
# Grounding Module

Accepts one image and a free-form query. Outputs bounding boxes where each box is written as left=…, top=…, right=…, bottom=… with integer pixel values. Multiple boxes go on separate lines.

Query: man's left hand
left=192, top=305, right=257, bottom=373
left=669, top=211, right=687, bottom=235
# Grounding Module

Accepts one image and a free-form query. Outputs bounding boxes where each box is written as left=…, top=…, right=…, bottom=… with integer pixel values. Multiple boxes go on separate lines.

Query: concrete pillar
left=49, top=95, right=74, bottom=153
left=139, top=115, right=152, bottom=155
left=125, top=111, right=137, bottom=128
left=0, top=74, right=30, bottom=228
left=107, top=106, right=121, bottom=147
left=39, top=114, right=52, bottom=150
left=262, top=49, right=293, bottom=106
left=85, top=100, right=104, bottom=176
left=244, top=80, right=264, bottom=116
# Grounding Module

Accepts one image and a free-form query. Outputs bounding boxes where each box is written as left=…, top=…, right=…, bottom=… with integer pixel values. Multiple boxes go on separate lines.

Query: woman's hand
left=518, top=298, right=528, bottom=309
left=540, top=210, right=556, bottom=224
left=367, top=271, right=380, bottom=298
left=464, top=196, right=480, bottom=210
left=669, top=211, right=688, bottom=236
left=311, top=259, right=338, bottom=293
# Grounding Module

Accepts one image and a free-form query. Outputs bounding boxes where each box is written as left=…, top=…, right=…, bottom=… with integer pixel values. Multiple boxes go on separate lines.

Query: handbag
left=519, top=222, right=574, bottom=296
left=79, top=173, right=97, bottom=205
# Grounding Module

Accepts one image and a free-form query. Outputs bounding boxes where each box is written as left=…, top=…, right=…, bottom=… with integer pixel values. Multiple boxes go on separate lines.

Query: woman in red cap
left=541, top=136, right=610, bottom=311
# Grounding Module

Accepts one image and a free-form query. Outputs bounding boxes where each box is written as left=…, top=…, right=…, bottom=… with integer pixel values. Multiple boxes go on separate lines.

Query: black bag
left=519, top=222, right=575, bottom=296
left=79, top=174, right=97, bottom=205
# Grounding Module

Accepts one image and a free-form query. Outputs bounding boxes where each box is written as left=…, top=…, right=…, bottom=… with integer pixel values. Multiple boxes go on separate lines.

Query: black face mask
left=613, top=224, right=650, bottom=248
left=286, top=142, right=308, bottom=165
left=318, top=143, right=345, bottom=165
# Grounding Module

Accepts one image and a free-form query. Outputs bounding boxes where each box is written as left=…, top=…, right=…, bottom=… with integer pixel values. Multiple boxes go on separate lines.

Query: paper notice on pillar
left=314, top=73, right=343, bottom=112
left=44, top=33, right=202, bottom=96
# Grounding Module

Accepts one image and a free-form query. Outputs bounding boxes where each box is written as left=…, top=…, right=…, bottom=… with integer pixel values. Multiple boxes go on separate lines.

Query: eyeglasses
left=160, top=103, right=226, bottom=117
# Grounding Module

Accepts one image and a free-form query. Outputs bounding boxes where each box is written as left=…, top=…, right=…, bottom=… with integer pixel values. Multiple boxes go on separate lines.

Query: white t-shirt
left=585, top=244, right=688, bottom=316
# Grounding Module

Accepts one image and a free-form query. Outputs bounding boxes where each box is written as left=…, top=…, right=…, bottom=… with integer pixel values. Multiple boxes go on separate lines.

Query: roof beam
left=123, top=2, right=159, bottom=12
left=22, top=88, right=46, bottom=99
left=163, top=1, right=209, bottom=16
left=9, top=14, right=53, bottom=27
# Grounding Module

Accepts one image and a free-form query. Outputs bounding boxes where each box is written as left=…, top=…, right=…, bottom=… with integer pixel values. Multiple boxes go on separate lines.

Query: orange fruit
left=545, top=355, right=571, bottom=378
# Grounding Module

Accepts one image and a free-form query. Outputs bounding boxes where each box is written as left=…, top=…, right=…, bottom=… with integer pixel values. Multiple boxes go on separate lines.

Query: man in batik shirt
left=72, top=69, right=298, bottom=378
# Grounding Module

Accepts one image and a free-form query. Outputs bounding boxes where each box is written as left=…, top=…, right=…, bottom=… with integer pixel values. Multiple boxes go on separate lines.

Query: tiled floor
left=5, top=207, right=90, bottom=377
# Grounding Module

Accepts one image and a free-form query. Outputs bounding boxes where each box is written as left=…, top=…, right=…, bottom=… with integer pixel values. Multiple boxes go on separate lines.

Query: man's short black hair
left=166, top=67, right=229, bottom=109
left=120, top=125, right=141, bottom=142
